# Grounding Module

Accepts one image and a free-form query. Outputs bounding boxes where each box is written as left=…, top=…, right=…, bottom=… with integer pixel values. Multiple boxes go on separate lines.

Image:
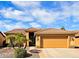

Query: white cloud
left=46, top=2, right=79, bottom=23
left=29, top=22, right=41, bottom=28
left=1, top=1, right=79, bottom=30
left=1, top=2, right=60, bottom=26
left=71, top=25, right=77, bottom=28
left=0, top=8, right=24, bottom=18
left=0, top=20, right=28, bottom=31
left=31, top=9, right=59, bottom=25
left=0, top=7, right=34, bottom=22
left=58, top=2, right=79, bottom=19
left=71, top=24, right=79, bottom=29
left=11, top=1, right=41, bottom=9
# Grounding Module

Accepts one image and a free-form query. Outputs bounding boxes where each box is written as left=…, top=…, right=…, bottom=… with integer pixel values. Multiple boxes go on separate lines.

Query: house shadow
left=29, top=49, right=41, bottom=53
left=74, top=46, right=79, bottom=48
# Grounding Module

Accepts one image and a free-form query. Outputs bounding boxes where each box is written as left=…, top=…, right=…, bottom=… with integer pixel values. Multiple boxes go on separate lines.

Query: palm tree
left=6, top=33, right=30, bottom=58
left=15, top=33, right=26, bottom=48
left=6, top=35, right=15, bottom=48
left=6, top=33, right=31, bottom=49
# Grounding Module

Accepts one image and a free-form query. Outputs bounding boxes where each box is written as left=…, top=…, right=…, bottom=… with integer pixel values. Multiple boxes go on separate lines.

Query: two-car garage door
left=42, top=35, right=68, bottom=48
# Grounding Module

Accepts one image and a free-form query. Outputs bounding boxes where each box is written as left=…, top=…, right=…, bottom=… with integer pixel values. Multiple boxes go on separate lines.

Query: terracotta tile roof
left=35, top=28, right=50, bottom=33
left=5, top=28, right=27, bottom=35
left=72, top=30, right=79, bottom=36
left=5, top=27, right=42, bottom=35
left=25, top=27, right=41, bottom=32
left=72, top=30, right=79, bottom=33
left=5, top=28, right=77, bottom=35
left=35, top=28, right=77, bottom=35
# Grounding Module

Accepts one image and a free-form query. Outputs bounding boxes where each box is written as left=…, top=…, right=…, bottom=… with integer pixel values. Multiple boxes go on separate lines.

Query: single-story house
left=0, top=32, right=6, bottom=47
left=35, top=28, right=77, bottom=48
left=5, top=28, right=78, bottom=48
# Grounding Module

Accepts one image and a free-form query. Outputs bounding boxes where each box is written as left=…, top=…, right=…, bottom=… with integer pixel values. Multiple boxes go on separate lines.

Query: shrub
left=7, top=44, right=11, bottom=47
left=14, top=48, right=27, bottom=58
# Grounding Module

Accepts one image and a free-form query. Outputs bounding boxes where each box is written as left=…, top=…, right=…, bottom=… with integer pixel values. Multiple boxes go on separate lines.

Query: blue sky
left=0, top=1, right=79, bottom=32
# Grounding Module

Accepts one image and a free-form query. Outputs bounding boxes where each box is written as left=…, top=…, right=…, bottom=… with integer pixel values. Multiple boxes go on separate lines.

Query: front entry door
left=29, top=32, right=35, bottom=46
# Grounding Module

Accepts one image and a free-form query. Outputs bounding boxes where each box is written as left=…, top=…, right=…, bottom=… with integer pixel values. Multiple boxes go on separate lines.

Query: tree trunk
left=23, top=42, right=26, bottom=49
left=10, top=39, right=15, bottom=49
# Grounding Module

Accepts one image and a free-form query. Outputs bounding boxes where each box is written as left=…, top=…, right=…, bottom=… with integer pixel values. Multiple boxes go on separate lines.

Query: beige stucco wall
left=69, top=33, right=79, bottom=47
left=0, top=33, right=5, bottom=46
left=75, top=33, right=79, bottom=36
left=74, top=38, right=79, bottom=47
left=73, top=33, right=79, bottom=47
left=36, top=35, right=41, bottom=48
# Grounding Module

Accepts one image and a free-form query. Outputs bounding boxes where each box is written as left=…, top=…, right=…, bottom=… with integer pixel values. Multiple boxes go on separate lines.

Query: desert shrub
left=14, top=48, right=27, bottom=58
left=7, top=44, right=11, bottom=47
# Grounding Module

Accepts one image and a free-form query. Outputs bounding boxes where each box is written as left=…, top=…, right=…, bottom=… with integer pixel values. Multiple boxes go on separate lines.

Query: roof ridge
left=36, top=28, right=67, bottom=33
left=36, top=28, right=77, bottom=35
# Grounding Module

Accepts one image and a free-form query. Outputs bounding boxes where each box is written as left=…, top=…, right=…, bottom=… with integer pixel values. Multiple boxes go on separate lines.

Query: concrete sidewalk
left=39, top=48, right=79, bottom=58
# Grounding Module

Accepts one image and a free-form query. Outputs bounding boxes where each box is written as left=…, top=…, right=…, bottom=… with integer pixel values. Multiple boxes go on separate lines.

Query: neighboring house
left=35, top=28, right=77, bottom=48
left=71, top=30, right=79, bottom=47
left=0, top=32, right=6, bottom=47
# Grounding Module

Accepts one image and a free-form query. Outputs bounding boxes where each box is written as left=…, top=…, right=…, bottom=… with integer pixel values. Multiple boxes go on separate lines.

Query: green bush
left=7, top=44, right=12, bottom=47
left=14, top=48, right=27, bottom=58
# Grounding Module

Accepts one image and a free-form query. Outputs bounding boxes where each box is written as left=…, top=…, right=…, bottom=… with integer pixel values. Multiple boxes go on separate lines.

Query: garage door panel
left=42, top=36, right=67, bottom=48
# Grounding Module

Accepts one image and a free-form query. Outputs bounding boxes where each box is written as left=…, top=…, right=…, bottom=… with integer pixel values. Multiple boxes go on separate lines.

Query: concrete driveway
left=39, top=48, right=79, bottom=58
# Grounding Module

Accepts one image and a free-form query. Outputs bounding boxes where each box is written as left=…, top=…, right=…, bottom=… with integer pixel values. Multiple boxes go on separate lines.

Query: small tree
left=61, top=26, right=65, bottom=30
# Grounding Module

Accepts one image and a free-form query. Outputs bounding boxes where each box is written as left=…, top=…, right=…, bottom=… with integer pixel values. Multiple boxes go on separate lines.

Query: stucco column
left=36, top=35, right=41, bottom=48
left=67, top=36, right=71, bottom=48
left=26, top=33, right=29, bottom=47
left=36, top=36, right=37, bottom=47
